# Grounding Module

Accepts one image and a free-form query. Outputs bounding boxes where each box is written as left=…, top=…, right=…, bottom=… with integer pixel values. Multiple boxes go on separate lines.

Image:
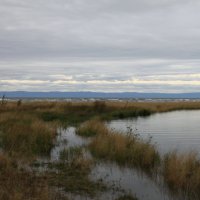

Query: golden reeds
left=76, top=119, right=107, bottom=137
left=0, top=113, right=57, bottom=157
left=77, top=120, right=160, bottom=170
left=163, top=151, right=200, bottom=196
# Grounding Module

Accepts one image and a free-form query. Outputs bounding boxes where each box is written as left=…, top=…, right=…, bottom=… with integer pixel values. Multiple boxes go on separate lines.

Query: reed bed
left=79, top=120, right=161, bottom=170
left=2, top=101, right=200, bottom=123
left=76, top=119, right=107, bottom=137
left=81, top=119, right=200, bottom=198
left=0, top=113, right=57, bottom=157
left=163, top=151, right=200, bottom=197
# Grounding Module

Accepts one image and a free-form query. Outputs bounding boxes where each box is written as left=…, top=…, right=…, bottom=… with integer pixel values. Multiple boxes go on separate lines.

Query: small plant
left=17, top=99, right=22, bottom=107
left=1, top=95, right=7, bottom=106
left=59, top=147, right=82, bottom=162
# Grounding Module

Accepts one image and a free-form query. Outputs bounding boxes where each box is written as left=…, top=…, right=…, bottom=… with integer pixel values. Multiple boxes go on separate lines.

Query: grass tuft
left=76, top=119, right=107, bottom=137
left=0, top=113, right=56, bottom=157
left=88, top=121, right=160, bottom=170
left=163, top=151, right=200, bottom=197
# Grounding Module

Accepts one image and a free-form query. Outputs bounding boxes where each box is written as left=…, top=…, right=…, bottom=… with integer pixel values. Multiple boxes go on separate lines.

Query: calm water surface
left=109, top=110, right=200, bottom=154
left=50, top=127, right=90, bottom=161
left=47, top=111, right=200, bottom=200
left=49, top=127, right=184, bottom=200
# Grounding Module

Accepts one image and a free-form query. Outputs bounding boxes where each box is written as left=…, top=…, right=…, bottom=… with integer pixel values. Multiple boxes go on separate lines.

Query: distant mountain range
left=1, top=91, right=200, bottom=99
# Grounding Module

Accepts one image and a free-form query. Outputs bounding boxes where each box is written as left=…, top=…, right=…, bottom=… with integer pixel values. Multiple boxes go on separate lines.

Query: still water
left=109, top=110, right=200, bottom=154
left=50, top=126, right=184, bottom=200
left=46, top=111, right=200, bottom=200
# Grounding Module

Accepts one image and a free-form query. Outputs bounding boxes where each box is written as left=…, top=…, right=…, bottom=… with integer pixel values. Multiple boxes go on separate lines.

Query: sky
left=1, top=0, right=200, bottom=93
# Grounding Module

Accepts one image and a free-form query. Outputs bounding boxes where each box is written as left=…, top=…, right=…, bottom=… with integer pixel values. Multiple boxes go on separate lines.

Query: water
left=45, top=111, right=200, bottom=200
left=46, top=125, right=185, bottom=200
left=50, top=127, right=90, bottom=161
left=108, top=110, right=200, bottom=154
left=91, top=162, right=179, bottom=200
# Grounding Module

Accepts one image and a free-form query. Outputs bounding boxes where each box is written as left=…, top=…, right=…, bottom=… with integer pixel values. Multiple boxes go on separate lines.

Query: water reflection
left=46, top=122, right=195, bottom=200
left=50, top=127, right=89, bottom=161
left=108, top=110, right=200, bottom=154
left=91, top=162, right=182, bottom=200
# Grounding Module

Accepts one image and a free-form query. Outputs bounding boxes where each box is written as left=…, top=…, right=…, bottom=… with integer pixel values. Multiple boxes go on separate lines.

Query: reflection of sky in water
left=48, top=122, right=191, bottom=200
left=91, top=162, right=181, bottom=200
left=108, top=110, right=200, bottom=154
left=50, top=127, right=89, bottom=161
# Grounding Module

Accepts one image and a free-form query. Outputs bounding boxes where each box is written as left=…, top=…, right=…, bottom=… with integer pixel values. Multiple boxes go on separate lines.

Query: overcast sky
left=1, top=0, right=200, bottom=93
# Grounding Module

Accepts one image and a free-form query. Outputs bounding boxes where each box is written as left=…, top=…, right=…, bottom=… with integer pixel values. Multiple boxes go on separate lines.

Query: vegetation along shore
left=1, top=100, right=200, bottom=199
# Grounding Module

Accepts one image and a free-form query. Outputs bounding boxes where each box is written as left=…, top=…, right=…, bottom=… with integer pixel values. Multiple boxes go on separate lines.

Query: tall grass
left=76, top=119, right=107, bottom=137
left=85, top=120, right=160, bottom=170
left=2, top=101, right=200, bottom=125
left=163, top=151, right=200, bottom=197
left=0, top=113, right=57, bottom=157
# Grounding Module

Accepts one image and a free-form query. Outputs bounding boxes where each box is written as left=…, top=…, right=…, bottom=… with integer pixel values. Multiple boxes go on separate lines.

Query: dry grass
left=105, top=101, right=200, bottom=111
left=2, top=100, right=200, bottom=198
left=2, top=101, right=200, bottom=123
left=0, top=113, right=57, bottom=157
left=0, top=153, right=55, bottom=200
left=86, top=120, right=160, bottom=170
left=76, top=119, right=107, bottom=137
left=163, top=151, right=200, bottom=196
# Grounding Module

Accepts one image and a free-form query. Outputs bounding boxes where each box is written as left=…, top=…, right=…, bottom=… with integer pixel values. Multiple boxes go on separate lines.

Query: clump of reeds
left=76, top=119, right=108, bottom=137
left=87, top=121, right=160, bottom=170
left=0, top=113, right=57, bottom=157
left=163, top=151, right=200, bottom=196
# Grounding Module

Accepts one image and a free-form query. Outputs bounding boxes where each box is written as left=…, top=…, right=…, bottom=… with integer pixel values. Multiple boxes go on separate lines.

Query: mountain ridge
left=1, top=91, right=200, bottom=99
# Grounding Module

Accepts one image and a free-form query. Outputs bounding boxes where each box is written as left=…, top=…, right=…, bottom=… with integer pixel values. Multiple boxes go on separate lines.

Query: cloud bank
left=1, top=0, right=200, bottom=92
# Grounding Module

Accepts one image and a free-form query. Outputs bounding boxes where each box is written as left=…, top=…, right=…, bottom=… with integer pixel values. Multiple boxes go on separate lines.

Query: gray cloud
left=1, top=0, right=200, bottom=92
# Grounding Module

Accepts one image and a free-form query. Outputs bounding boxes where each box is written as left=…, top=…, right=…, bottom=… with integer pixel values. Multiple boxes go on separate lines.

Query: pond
left=108, top=110, right=200, bottom=154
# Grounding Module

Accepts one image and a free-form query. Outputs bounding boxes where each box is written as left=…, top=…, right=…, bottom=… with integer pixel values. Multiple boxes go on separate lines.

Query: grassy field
left=1, top=100, right=200, bottom=199
left=2, top=100, right=200, bottom=125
